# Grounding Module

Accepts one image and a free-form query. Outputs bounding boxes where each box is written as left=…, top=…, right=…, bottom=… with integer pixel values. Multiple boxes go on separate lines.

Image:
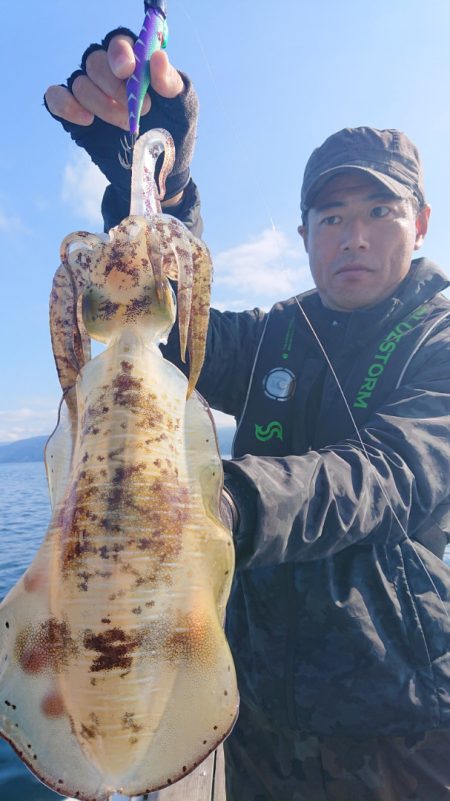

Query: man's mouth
left=335, top=264, right=373, bottom=276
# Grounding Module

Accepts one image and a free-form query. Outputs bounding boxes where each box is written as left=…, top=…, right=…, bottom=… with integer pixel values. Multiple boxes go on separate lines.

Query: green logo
left=282, top=316, right=295, bottom=360
left=255, top=421, right=284, bottom=442
left=352, top=305, right=428, bottom=409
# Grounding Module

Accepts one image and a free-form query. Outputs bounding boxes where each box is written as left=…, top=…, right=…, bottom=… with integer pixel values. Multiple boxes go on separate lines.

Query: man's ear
left=414, top=204, right=431, bottom=250
left=297, top=224, right=308, bottom=253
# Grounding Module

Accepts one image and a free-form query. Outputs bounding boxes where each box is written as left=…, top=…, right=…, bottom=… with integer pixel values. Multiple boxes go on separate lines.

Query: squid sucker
left=0, top=130, right=238, bottom=800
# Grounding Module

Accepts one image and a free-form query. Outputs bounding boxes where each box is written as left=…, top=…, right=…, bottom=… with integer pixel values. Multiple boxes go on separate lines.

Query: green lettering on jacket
left=353, top=305, right=428, bottom=409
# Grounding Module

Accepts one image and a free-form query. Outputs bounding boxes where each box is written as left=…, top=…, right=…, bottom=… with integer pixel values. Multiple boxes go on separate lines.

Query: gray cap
left=300, top=127, right=426, bottom=218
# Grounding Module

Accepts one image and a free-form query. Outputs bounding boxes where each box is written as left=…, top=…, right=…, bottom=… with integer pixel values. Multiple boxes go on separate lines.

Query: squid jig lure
left=119, top=0, right=169, bottom=169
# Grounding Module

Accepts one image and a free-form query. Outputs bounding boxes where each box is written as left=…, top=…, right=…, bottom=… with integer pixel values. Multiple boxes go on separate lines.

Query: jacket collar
left=295, top=258, right=449, bottom=351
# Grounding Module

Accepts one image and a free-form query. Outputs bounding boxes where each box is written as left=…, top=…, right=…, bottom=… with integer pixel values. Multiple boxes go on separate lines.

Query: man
left=46, top=32, right=450, bottom=801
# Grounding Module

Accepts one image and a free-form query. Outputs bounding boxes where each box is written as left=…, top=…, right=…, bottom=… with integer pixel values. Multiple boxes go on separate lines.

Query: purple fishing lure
left=127, top=0, right=168, bottom=142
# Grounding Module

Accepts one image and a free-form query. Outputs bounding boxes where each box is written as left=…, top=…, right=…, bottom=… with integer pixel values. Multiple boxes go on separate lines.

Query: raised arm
left=45, top=31, right=201, bottom=234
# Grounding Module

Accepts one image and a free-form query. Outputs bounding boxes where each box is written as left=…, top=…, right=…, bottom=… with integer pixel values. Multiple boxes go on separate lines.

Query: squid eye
left=81, top=287, right=121, bottom=345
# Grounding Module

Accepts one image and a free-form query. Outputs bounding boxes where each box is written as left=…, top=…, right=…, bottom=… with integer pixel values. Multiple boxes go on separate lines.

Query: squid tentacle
left=146, top=214, right=195, bottom=364
left=50, top=130, right=213, bottom=405
left=187, top=238, right=213, bottom=396
left=131, top=128, right=176, bottom=216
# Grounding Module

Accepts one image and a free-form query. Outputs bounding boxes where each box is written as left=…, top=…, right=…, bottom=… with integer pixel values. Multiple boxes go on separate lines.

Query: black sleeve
left=102, top=176, right=203, bottom=237
left=162, top=305, right=267, bottom=417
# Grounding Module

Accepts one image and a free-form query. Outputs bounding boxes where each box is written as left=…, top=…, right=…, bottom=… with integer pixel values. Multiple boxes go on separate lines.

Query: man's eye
left=321, top=215, right=341, bottom=225
left=371, top=205, right=390, bottom=218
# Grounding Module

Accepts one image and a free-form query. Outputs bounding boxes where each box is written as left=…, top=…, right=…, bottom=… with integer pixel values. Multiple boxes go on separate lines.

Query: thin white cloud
left=61, top=150, right=108, bottom=228
left=0, top=403, right=59, bottom=444
left=0, top=207, right=25, bottom=233
left=212, top=227, right=311, bottom=310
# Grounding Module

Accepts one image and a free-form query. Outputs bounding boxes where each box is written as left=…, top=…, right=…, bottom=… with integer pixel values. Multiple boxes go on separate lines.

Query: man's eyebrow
left=313, top=200, right=346, bottom=211
left=366, top=191, right=403, bottom=201
left=314, top=192, right=403, bottom=211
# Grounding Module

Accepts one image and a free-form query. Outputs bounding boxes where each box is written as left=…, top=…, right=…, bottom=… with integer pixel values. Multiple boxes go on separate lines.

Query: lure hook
left=118, top=133, right=137, bottom=170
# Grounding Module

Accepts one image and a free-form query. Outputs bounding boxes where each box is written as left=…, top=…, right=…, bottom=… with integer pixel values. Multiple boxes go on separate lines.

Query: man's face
left=298, top=173, right=430, bottom=311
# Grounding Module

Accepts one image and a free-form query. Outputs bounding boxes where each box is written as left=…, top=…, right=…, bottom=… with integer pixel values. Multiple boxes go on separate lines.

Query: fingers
left=106, top=35, right=184, bottom=98
left=71, top=41, right=138, bottom=130
left=86, top=48, right=128, bottom=106
left=44, top=85, right=94, bottom=126
left=46, top=33, right=180, bottom=129
left=107, top=35, right=136, bottom=79
left=149, top=50, right=184, bottom=99
left=71, top=73, right=130, bottom=130
left=103, top=38, right=152, bottom=118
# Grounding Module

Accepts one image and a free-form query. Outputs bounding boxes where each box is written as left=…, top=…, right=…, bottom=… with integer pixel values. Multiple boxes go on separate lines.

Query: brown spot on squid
left=41, top=691, right=65, bottom=718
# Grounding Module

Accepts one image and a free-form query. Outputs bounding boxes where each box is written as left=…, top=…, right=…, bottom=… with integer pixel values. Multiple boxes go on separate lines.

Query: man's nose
left=340, top=218, right=369, bottom=250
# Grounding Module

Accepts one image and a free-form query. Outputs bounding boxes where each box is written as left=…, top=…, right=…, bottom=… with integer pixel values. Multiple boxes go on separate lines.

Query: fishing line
left=172, top=2, right=448, bottom=614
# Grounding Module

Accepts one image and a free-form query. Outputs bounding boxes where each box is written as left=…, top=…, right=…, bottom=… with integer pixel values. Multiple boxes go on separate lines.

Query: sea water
left=1, top=461, right=449, bottom=799
left=0, top=462, right=59, bottom=800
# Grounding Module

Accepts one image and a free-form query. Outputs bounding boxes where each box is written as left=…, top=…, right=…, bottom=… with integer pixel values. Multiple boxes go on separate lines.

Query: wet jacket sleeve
left=224, top=323, right=450, bottom=568
left=162, top=305, right=267, bottom=415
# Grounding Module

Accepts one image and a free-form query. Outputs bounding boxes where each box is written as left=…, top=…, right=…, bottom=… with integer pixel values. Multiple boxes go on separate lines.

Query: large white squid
left=0, top=130, right=238, bottom=800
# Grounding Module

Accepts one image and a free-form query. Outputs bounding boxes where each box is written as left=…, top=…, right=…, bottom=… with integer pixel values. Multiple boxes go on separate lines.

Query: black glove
left=45, top=27, right=199, bottom=226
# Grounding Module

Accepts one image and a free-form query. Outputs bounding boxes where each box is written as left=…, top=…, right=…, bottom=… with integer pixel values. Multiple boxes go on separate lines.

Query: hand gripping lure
left=119, top=0, right=169, bottom=169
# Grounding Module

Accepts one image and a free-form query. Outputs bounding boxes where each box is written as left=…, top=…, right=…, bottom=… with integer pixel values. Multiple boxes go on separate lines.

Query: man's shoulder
left=427, top=292, right=450, bottom=319
left=424, top=300, right=450, bottom=354
left=409, top=257, right=450, bottom=308
left=395, top=258, right=450, bottom=339
left=269, top=288, right=318, bottom=315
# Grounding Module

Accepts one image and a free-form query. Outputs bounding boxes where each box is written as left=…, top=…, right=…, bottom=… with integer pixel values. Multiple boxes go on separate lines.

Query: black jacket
left=106, top=186, right=450, bottom=737
left=166, top=255, right=450, bottom=738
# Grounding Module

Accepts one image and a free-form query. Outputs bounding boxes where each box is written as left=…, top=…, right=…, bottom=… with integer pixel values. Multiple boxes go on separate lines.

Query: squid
left=0, top=129, right=238, bottom=800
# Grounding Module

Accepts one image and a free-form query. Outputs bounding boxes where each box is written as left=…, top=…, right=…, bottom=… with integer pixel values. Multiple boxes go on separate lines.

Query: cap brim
left=303, top=164, right=411, bottom=211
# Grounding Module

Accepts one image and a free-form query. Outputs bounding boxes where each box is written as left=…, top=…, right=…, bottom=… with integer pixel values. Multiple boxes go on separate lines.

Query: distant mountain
left=0, top=436, right=48, bottom=464
left=0, top=427, right=236, bottom=464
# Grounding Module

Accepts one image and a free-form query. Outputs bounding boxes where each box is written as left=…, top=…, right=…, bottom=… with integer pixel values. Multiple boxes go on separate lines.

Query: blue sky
left=1, top=0, right=450, bottom=441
